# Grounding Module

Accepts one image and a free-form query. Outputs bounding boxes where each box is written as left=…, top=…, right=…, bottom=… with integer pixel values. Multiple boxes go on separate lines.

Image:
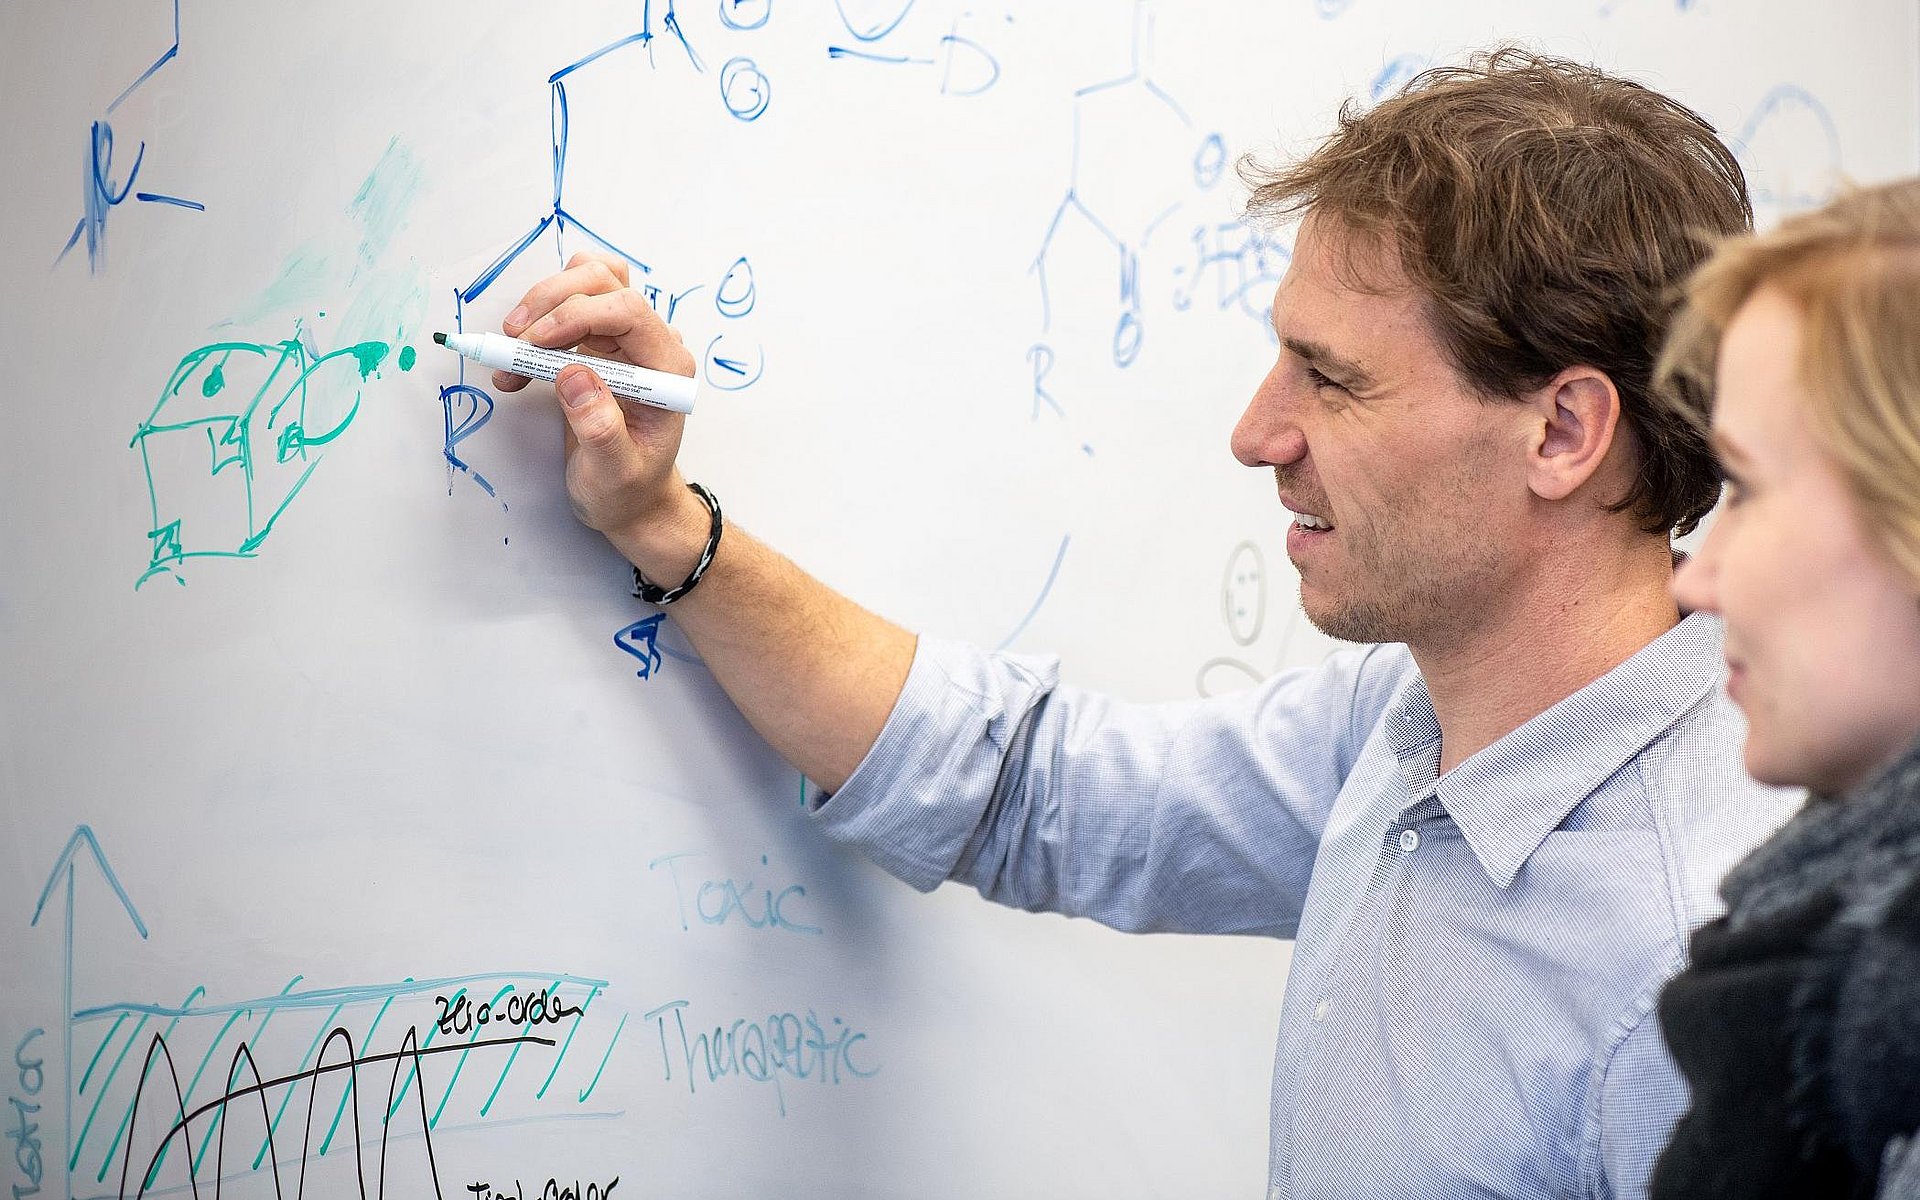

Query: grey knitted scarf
left=1714, top=733, right=1920, bottom=1192
left=1721, top=734, right=1920, bottom=932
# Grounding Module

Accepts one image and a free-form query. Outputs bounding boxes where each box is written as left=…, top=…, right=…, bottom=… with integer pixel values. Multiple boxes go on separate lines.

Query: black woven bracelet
left=631, top=482, right=723, bottom=605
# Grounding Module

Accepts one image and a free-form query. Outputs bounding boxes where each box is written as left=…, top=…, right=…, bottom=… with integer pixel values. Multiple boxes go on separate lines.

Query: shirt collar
left=1380, top=612, right=1727, bottom=889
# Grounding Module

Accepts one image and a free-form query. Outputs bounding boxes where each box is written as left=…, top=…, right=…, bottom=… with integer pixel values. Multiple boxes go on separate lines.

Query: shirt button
left=1313, top=997, right=1331, bottom=1021
left=1399, top=828, right=1420, bottom=853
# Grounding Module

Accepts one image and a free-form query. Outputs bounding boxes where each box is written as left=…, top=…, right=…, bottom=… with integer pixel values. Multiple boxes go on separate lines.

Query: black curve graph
left=115, top=1026, right=552, bottom=1200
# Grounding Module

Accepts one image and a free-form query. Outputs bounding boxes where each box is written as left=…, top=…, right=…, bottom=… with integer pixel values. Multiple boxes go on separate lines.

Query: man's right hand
left=494, top=251, right=706, bottom=567
left=494, top=250, right=917, bottom=794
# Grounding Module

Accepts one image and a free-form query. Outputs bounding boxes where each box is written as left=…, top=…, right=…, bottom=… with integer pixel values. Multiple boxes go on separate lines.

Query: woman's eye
left=1721, top=478, right=1747, bottom=507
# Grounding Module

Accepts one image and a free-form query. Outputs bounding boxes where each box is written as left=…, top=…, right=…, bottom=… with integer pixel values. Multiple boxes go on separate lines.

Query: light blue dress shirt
left=812, top=613, right=1800, bottom=1198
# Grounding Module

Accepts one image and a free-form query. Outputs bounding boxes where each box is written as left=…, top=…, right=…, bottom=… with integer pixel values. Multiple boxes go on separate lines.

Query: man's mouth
left=1287, top=509, right=1334, bottom=532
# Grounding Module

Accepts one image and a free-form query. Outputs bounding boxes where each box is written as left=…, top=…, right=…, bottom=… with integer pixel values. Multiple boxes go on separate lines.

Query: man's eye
left=1304, top=366, right=1347, bottom=392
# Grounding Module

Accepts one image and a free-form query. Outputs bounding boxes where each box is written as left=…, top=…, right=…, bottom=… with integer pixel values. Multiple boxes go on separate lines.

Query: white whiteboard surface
left=2, top=2, right=1912, bottom=1197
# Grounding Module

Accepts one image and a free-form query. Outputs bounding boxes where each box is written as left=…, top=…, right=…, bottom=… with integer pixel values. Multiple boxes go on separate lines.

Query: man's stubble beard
left=1298, top=518, right=1510, bottom=649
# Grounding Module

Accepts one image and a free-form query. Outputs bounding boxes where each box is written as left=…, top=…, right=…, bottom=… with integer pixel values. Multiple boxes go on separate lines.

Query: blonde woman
left=1655, top=179, right=1920, bottom=1198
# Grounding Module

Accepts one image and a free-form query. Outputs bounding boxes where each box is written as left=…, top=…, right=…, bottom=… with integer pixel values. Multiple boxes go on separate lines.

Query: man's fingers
left=502, top=259, right=628, bottom=337
left=555, top=365, right=636, bottom=458
left=496, top=255, right=687, bottom=397
left=521, top=291, right=695, bottom=376
left=564, top=250, right=631, bottom=287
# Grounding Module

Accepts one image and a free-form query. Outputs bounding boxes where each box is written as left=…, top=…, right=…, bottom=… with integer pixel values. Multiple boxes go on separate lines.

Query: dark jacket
left=1653, top=735, right=1920, bottom=1199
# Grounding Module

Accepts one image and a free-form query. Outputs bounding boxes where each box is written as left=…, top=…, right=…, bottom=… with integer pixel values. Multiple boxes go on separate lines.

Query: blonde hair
left=1659, top=178, right=1920, bottom=589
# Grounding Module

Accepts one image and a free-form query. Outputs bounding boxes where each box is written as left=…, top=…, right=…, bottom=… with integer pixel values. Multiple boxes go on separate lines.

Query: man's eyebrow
left=1283, top=337, right=1375, bottom=389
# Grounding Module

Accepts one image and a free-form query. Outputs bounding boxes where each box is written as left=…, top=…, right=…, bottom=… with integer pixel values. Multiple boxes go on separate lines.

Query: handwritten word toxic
left=435, top=987, right=583, bottom=1037
left=7, top=1030, right=44, bottom=1200
left=644, top=1001, right=876, bottom=1117
left=647, top=852, right=822, bottom=935
left=467, top=1178, right=619, bottom=1200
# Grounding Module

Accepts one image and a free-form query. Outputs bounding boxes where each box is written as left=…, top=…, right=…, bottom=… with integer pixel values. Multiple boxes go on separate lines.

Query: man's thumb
left=555, top=365, right=627, bottom=452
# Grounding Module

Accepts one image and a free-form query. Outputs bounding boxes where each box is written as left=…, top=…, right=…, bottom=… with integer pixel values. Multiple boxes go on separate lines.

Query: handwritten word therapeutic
left=643, top=1001, right=876, bottom=1116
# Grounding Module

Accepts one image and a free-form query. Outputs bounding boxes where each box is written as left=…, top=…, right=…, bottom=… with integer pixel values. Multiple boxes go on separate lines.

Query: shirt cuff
left=810, top=636, right=1053, bottom=892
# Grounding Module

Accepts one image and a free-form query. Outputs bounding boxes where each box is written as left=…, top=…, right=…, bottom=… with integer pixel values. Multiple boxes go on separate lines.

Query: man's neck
left=1412, top=539, right=1681, bottom=775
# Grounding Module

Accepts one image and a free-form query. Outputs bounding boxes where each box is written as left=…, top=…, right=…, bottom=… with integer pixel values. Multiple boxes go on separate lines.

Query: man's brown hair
left=1243, top=47, right=1751, bottom=536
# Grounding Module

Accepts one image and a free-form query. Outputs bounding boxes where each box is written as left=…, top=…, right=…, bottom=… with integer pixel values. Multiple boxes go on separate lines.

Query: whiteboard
left=1, top=2, right=1911, bottom=1197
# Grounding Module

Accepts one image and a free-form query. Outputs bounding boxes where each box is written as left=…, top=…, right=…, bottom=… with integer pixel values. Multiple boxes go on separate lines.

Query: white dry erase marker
left=434, top=331, right=698, bottom=414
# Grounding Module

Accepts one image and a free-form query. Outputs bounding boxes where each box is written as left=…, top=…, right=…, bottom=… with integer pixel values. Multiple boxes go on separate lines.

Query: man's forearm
left=610, top=489, right=916, bottom=793
left=492, top=258, right=916, bottom=790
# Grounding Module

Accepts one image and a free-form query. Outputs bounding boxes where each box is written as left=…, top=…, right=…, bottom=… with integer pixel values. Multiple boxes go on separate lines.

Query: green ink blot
left=398, top=345, right=417, bottom=371
left=201, top=361, right=226, bottom=399
left=350, top=341, right=391, bottom=379
left=233, top=248, right=331, bottom=327
left=349, top=138, right=424, bottom=265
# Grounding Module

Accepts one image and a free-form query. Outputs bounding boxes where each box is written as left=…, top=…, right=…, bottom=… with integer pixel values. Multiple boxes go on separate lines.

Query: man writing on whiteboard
left=498, top=50, right=1798, bottom=1198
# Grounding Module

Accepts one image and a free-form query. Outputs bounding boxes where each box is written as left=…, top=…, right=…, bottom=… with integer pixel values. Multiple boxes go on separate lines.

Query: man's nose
left=1231, top=370, right=1307, bottom=468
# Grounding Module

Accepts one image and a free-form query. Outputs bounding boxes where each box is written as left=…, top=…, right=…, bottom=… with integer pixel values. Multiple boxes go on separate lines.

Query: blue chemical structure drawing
left=130, top=327, right=406, bottom=590
left=719, top=55, right=773, bottom=119
left=615, top=614, right=668, bottom=680
left=1732, top=85, right=1843, bottom=225
left=438, top=1, right=1001, bottom=508
left=441, top=12, right=768, bottom=510
left=56, top=0, right=204, bottom=274
left=1031, top=2, right=1208, bottom=374
left=834, top=0, right=916, bottom=41
left=703, top=255, right=765, bottom=391
left=1169, top=218, right=1290, bottom=334
left=637, top=0, right=705, bottom=73
left=609, top=0, right=774, bottom=121
left=825, top=2, right=1006, bottom=97
left=22, top=826, right=629, bottom=1200
left=719, top=0, right=773, bottom=31
left=1030, top=1, right=1273, bottom=441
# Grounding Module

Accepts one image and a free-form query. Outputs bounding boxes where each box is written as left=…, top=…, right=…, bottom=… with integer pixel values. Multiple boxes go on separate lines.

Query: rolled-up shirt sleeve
left=810, top=636, right=1407, bottom=937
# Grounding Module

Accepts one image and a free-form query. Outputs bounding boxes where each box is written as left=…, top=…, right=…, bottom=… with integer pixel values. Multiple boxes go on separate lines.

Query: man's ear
left=1526, top=367, right=1623, bottom=503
